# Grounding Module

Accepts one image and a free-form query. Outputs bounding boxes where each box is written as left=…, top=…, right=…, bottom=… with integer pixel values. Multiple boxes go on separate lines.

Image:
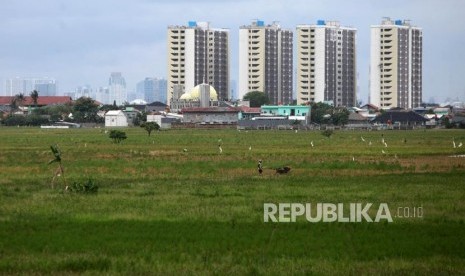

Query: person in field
left=258, top=160, right=263, bottom=174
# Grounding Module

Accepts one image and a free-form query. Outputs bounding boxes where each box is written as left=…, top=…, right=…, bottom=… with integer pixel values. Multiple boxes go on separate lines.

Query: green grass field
left=0, top=127, right=464, bottom=274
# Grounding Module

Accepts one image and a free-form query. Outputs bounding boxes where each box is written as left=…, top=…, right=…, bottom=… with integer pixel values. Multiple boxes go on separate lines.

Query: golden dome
left=179, top=84, right=218, bottom=100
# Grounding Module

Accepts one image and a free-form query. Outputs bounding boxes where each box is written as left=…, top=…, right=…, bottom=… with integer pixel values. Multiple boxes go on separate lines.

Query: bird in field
left=459, top=142, right=463, bottom=148
left=219, top=145, right=223, bottom=154
left=369, top=141, right=372, bottom=146
left=384, top=142, right=388, bottom=148
left=453, top=140, right=456, bottom=148
left=183, top=148, right=188, bottom=152
left=310, top=141, right=314, bottom=148
left=382, top=149, right=386, bottom=154
left=361, top=136, right=365, bottom=142
left=249, top=146, right=252, bottom=151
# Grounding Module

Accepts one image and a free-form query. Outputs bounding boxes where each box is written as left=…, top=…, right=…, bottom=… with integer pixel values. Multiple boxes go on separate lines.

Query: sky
left=1, top=0, right=465, bottom=104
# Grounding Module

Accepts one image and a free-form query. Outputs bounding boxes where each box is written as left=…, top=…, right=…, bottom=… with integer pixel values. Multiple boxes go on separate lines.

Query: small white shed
left=105, top=110, right=128, bottom=127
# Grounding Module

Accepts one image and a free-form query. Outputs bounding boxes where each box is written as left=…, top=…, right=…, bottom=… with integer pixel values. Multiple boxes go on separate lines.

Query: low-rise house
left=360, top=104, right=379, bottom=114
left=182, top=107, right=239, bottom=124
left=122, top=107, right=140, bottom=125
left=347, top=112, right=371, bottom=127
left=372, top=110, right=428, bottom=127
left=146, top=101, right=168, bottom=113
left=261, top=105, right=310, bottom=121
left=433, top=107, right=451, bottom=119
left=105, top=110, right=128, bottom=127
left=0, top=96, right=72, bottom=113
left=237, top=106, right=261, bottom=120
left=147, top=113, right=181, bottom=129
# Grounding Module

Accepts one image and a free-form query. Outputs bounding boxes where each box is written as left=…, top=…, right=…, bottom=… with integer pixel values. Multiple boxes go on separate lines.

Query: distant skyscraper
left=108, top=72, right=127, bottom=105
left=96, top=87, right=110, bottom=104
left=370, top=18, right=422, bottom=109
left=74, top=85, right=92, bottom=100
left=239, top=20, right=293, bottom=105
left=296, top=20, right=357, bottom=107
left=137, top=77, right=168, bottom=104
left=34, top=79, right=57, bottom=96
left=4, top=77, right=56, bottom=97
left=167, top=21, right=230, bottom=103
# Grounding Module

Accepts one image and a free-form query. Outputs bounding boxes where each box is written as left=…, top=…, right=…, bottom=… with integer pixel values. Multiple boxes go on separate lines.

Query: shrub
left=68, top=178, right=98, bottom=194
left=109, top=130, right=127, bottom=143
left=321, top=129, right=334, bottom=138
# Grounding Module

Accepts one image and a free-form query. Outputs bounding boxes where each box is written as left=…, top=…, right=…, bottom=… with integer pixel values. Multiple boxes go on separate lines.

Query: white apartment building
left=167, top=21, right=230, bottom=104
left=239, top=20, right=293, bottom=105
left=370, top=18, right=422, bottom=109
left=296, top=20, right=356, bottom=107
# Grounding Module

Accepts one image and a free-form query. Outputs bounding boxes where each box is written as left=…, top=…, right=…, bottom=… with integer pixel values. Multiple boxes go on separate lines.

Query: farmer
left=258, top=160, right=263, bottom=174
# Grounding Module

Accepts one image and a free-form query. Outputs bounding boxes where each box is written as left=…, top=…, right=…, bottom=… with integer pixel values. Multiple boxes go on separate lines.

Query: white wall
left=314, top=27, right=326, bottom=103
left=105, top=112, right=128, bottom=127
left=369, top=27, right=381, bottom=107
left=238, top=28, right=249, bottom=100
left=184, top=28, right=196, bottom=95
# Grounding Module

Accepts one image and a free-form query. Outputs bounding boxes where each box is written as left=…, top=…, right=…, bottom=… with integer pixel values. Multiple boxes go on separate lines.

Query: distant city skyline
left=1, top=0, right=465, bottom=104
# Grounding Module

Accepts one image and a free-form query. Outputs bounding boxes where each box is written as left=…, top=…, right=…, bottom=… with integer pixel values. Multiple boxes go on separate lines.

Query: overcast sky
left=1, top=0, right=465, bottom=103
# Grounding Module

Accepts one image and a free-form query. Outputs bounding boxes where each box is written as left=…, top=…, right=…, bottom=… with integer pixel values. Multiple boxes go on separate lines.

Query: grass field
left=0, top=127, right=464, bottom=274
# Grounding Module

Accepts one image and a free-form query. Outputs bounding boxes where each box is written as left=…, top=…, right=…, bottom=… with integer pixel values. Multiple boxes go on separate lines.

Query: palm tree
left=49, top=144, right=67, bottom=189
left=10, top=93, right=26, bottom=114
left=30, top=90, right=39, bottom=109
left=16, top=93, right=25, bottom=106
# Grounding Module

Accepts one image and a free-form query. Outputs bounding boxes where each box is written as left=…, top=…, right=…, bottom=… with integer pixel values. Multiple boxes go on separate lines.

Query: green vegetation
left=0, top=127, right=464, bottom=274
left=321, top=129, right=334, bottom=138
left=243, top=91, right=270, bottom=107
left=310, top=102, right=350, bottom=125
left=109, top=130, right=127, bottom=143
left=141, top=121, right=159, bottom=136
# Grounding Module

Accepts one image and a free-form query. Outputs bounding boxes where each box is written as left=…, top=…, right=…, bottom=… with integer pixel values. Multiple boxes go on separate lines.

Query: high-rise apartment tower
left=296, top=20, right=356, bottom=107
left=239, top=20, right=293, bottom=105
left=370, top=18, right=422, bottom=109
left=167, top=21, right=230, bottom=103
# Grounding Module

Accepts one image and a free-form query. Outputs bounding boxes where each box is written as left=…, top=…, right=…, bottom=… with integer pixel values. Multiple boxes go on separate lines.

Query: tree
left=109, top=130, right=127, bottom=143
left=310, top=102, right=349, bottom=126
left=16, top=93, right=26, bottom=106
left=30, top=90, right=39, bottom=109
left=141, top=122, right=160, bottom=136
left=133, top=111, right=147, bottom=126
left=331, top=107, right=350, bottom=126
left=10, top=93, right=26, bottom=113
left=310, top=102, right=332, bottom=124
left=243, top=91, right=269, bottom=107
left=73, top=97, right=99, bottom=122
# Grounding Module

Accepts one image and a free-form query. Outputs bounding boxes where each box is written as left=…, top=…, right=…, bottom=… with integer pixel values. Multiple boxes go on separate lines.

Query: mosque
left=169, top=84, right=221, bottom=112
